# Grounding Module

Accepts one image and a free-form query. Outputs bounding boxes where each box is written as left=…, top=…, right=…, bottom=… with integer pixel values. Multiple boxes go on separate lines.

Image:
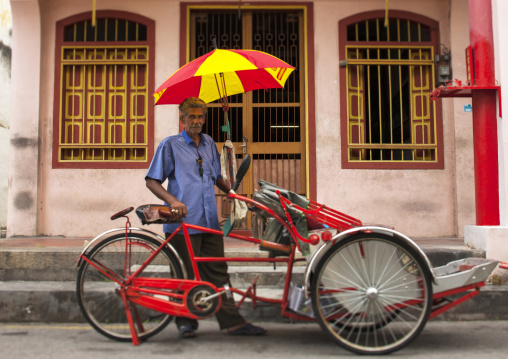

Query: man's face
left=180, top=107, right=205, bottom=138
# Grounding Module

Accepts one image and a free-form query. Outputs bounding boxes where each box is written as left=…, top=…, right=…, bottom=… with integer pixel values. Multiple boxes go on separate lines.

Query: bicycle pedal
left=223, top=284, right=233, bottom=300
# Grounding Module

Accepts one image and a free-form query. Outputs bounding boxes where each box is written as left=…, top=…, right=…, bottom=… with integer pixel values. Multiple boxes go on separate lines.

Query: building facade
left=5, top=0, right=508, bottom=265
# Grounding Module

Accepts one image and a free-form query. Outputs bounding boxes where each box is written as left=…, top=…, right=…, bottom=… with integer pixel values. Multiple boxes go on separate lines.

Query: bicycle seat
left=135, top=204, right=181, bottom=225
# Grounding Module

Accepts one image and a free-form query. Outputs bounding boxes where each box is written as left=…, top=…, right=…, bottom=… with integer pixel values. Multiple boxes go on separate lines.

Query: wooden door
left=190, top=10, right=306, bottom=228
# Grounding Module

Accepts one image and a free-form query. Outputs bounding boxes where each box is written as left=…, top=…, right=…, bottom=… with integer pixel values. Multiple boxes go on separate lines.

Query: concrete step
left=1, top=280, right=507, bottom=323
left=0, top=248, right=304, bottom=282
left=0, top=243, right=484, bottom=281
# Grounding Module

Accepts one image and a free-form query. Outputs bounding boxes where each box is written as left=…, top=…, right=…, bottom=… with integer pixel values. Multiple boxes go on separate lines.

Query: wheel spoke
left=356, top=242, right=373, bottom=288
left=338, top=248, right=370, bottom=289
left=377, top=255, right=418, bottom=292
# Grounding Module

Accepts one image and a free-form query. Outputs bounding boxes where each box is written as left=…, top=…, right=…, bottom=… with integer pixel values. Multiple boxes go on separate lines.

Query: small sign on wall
left=464, top=104, right=472, bottom=112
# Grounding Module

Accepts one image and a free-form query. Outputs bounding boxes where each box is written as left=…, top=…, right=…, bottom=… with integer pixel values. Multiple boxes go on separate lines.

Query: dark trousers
left=166, top=232, right=246, bottom=330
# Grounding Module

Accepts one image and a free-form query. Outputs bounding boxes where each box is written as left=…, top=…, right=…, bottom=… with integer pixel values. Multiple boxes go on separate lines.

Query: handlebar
left=232, top=154, right=251, bottom=192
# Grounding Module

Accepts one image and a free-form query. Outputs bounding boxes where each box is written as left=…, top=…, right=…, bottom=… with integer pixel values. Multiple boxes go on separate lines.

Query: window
left=339, top=12, right=443, bottom=169
left=53, top=12, right=155, bottom=169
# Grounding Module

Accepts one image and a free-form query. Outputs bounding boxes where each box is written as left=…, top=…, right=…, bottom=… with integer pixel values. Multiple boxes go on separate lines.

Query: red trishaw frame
left=80, top=190, right=499, bottom=346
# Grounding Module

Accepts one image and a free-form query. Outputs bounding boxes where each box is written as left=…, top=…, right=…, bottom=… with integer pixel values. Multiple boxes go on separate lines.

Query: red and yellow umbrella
left=153, top=48, right=295, bottom=207
left=153, top=49, right=295, bottom=105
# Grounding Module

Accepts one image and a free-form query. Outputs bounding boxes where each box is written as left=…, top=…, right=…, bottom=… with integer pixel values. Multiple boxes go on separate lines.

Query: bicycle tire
left=77, top=233, right=183, bottom=342
left=311, top=233, right=432, bottom=355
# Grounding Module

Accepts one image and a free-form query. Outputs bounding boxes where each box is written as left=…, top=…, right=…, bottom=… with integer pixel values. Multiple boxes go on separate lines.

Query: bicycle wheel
left=77, top=233, right=183, bottom=342
left=311, top=233, right=432, bottom=355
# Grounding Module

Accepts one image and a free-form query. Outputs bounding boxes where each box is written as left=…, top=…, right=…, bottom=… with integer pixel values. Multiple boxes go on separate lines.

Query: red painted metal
left=119, top=289, right=141, bottom=346
left=429, top=283, right=485, bottom=319
left=466, top=46, right=474, bottom=83
left=195, top=257, right=302, bottom=263
left=126, top=278, right=221, bottom=320
left=277, top=192, right=362, bottom=245
left=232, top=276, right=260, bottom=308
left=428, top=80, right=502, bottom=118
left=473, top=90, right=500, bottom=225
left=81, top=255, right=125, bottom=284
left=282, top=245, right=298, bottom=307
left=433, top=282, right=485, bottom=300
left=469, top=0, right=500, bottom=225
left=309, top=234, right=320, bottom=243
left=123, top=229, right=182, bottom=285
left=321, top=231, right=332, bottom=242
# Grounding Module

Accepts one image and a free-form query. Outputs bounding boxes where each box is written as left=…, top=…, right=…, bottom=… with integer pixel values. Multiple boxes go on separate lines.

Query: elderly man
left=145, top=97, right=266, bottom=339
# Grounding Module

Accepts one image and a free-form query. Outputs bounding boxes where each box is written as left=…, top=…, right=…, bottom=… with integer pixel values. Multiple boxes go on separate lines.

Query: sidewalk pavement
left=0, top=235, right=507, bottom=323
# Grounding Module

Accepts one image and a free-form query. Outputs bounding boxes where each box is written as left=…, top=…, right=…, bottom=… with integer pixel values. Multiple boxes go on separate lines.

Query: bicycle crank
left=198, top=284, right=232, bottom=303
left=187, top=284, right=220, bottom=318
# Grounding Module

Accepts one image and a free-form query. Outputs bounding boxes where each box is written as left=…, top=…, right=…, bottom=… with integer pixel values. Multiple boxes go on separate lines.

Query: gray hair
left=178, top=97, right=207, bottom=118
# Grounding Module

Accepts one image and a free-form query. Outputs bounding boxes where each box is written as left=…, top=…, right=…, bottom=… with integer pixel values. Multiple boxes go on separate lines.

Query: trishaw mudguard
left=303, top=226, right=435, bottom=295
left=76, top=227, right=188, bottom=279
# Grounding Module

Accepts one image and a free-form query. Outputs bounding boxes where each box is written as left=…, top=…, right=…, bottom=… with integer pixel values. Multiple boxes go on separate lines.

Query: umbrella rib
left=214, top=73, right=229, bottom=111
left=214, top=73, right=223, bottom=99
left=256, top=80, right=268, bottom=92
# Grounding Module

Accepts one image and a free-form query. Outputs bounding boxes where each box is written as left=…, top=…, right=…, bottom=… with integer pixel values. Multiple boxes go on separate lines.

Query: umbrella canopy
left=153, top=49, right=295, bottom=105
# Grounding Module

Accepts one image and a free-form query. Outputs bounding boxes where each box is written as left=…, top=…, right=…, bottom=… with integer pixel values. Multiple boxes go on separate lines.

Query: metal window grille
left=64, top=19, right=147, bottom=42
left=345, top=18, right=437, bottom=163
left=58, top=18, right=149, bottom=164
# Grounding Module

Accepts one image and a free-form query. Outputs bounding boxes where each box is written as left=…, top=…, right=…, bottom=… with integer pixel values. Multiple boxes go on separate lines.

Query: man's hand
left=146, top=178, right=187, bottom=218
left=166, top=199, right=187, bottom=219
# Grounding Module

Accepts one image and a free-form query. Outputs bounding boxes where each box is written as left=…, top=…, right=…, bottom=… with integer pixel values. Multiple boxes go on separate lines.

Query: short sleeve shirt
left=145, top=130, right=222, bottom=234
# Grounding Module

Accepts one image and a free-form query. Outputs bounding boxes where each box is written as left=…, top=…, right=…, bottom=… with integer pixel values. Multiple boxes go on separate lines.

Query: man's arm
left=216, top=178, right=231, bottom=194
left=145, top=178, right=188, bottom=218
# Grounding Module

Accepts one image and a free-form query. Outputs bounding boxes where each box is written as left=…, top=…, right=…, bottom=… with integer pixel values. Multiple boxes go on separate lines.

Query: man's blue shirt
left=145, top=130, right=222, bottom=234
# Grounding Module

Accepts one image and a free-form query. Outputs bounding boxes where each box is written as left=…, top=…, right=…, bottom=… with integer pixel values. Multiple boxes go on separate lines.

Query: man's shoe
left=178, top=324, right=197, bottom=339
left=227, top=323, right=267, bottom=336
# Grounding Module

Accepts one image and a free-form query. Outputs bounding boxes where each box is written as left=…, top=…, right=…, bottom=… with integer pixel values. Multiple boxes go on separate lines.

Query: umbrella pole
left=215, top=65, right=235, bottom=188
left=224, top=109, right=231, bottom=141
left=223, top=110, right=235, bottom=187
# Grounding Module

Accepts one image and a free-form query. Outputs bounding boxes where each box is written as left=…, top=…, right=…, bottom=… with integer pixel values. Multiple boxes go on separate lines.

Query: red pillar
left=469, top=0, right=500, bottom=225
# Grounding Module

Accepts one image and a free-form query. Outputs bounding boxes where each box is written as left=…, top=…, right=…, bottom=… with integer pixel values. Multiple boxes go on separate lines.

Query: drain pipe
left=469, top=0, right=500, bottom=225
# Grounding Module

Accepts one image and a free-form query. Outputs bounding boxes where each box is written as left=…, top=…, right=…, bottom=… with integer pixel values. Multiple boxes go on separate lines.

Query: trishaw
left=76, top=155, right=502, bottom=355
